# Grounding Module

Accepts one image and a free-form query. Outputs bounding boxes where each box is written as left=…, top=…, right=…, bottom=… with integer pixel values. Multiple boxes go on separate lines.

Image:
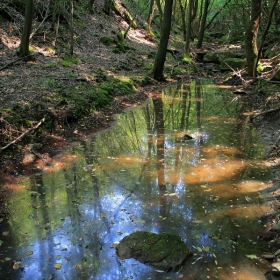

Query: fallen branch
left=30, top=148, right=52, bottom=166
left=0, top=54, right=35, bottom=71
left=250, top=107, right=280, bottom=120
left=224, top=61, right=246, bottom=85
left=0, top=118, right=45, bottom=151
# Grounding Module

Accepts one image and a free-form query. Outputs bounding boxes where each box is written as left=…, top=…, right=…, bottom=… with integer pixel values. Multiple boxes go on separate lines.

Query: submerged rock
left=116, top=231, right=192, bottom=271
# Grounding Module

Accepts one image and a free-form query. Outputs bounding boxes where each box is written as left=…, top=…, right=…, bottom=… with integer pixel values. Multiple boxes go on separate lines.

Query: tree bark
left=245, top=0, right=262, bottom=77
left=179, top=0, right=187, bottom=41
left=256, top=0, right=278, bottom=67
left=69, top=0, right=74, bottom=55
left=205, top=0, right=232, bottom=30
left=88, top=0, right=96, bottom=14
left=147, top=0, right=155, bottom=33
left=18, top=0, right=34, bottom=57
left=197, top=0, right=210, bottom=49
left=155, top=0, right=164, bottom=24
left=104, top=0, right=113, bottom=15
left=185, top=0, right=194, bottom=52
left=152, top=0, right=174, bottom=81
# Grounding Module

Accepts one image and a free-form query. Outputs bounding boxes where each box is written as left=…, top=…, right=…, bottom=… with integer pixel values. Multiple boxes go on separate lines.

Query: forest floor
left=1, top=2, right=280, bottom=276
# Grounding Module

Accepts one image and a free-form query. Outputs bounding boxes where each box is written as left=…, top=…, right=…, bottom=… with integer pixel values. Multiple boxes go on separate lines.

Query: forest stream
left=0, top=81, right=272, bottom=279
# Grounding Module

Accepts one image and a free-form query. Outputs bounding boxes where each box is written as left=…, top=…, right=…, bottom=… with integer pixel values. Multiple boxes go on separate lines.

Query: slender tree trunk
left=153, top=0, right=174, bottom=81
left=104, top=0, right=113, bottom=15
left=256, top=0, right=278, bottom=65
left=69, top=0, right=74, bottom=55
left=88, top=0, right=96, bottom=14
left=197, top=0, right=210, bottom=48
left=205, top=0, right=232, bottom=30
left=185, top=0, right=194, bottom=52
left=18, top=0, right=34, bottom=57
left=147, top=0, right=155, bottom=33
left=155, top=0, right=164, bottom=24
left=245, top=0, right=262, bottom=77
left=179, top=0, right=186, bottom=41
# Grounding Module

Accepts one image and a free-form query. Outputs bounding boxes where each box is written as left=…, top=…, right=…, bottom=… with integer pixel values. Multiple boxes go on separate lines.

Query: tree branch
left=0, top=118, right=45, bottom=151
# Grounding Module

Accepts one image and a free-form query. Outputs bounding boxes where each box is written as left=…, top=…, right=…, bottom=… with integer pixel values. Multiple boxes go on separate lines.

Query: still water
left=0, top=81, right=271, bottom=279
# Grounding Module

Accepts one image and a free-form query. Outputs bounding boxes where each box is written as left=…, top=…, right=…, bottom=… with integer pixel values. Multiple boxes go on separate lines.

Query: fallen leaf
left=54, top=263, right=62, bottom=269
left=246, top=254, right=258, bottom=259
left=197, top=247, right=203, bottom=252
left=204, top=246, right=210, bottom=252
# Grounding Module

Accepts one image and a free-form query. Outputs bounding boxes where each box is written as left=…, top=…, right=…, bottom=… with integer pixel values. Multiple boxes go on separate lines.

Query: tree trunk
left=152, top=0, right=174, bottom=81
left=178, top=0, right=186, bottom=41
left=256, top=0, right=278, bottom=66
left=185, top=0, right=194, bottom=52
left=155, top=0, right=164, bottom=24
left=147, top=0, right=155, bottom=33
left=88, top=0, right=96, bottom=14
left=245, top=0, right=262, bottom=77
left=104, top=0, right=113, bottom=15
left=69, top=0, right=74, bottom=55
left=205, top=0, right=232, bottom=30
left=197, top=0, right=210, bottom=49
left=18, top=0, right=34, bottom=57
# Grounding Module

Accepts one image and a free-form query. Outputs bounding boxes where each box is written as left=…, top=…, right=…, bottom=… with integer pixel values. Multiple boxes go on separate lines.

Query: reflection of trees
left=30, top=173, right=55, bottom=278
left=153, top=96, right=167, bottom=221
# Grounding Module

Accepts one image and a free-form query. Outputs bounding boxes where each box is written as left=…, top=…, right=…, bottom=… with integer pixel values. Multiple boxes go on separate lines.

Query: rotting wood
left=0, top=118, right=45, bottom=151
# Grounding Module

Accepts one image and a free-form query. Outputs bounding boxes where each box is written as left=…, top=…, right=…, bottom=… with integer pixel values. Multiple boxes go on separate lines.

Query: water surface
left=0, top=81, right=271, bottom=279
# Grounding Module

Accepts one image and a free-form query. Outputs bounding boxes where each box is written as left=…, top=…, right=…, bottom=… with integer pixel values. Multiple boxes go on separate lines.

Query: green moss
left=182, top=53, right=192, bottom=64
left=61, top=56, right=79, bottom=67
left=127, top=54, right=143, bottom=67
left=100, top=36, right=113, bottom=46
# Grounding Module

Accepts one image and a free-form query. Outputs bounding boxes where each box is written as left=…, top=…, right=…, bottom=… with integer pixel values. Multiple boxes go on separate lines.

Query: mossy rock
left=203, top=52, right=220, bottom=64
left=220, top=58, right=246, bottom=71
left=271, top=69, right=280, bottom=81
left=116, top=231, right=192, bottom=271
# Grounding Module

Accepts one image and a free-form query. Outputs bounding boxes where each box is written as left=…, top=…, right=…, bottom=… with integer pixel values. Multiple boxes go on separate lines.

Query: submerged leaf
left=54, top=263, right=62, bottom=269
left=246, top=254, right=258, bottom=259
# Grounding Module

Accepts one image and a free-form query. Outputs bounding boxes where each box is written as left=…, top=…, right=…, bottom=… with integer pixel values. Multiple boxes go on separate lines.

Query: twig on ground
left=250, top=107, right=280, bottom=120
left=0, top=54, right=35, bottom=71
left=0, top=118, right=45, bottom=151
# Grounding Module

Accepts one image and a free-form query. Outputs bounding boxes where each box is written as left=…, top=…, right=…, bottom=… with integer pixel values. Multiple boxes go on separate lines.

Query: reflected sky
left=0, top=81, right=270, bottom=280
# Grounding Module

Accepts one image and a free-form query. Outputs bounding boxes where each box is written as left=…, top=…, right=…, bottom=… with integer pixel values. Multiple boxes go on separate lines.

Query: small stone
left=271, top=262, right=280, bottom=276
left=262, top=253, right=275, bottom=260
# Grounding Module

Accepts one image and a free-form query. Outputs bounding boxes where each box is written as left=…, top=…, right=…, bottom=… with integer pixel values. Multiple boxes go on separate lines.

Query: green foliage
left=61, top=56, right=79, bottom=67
left=28, top=46, right=35, bottom=52
left=182, top=53, right=192, bottom=64
left=100, top=36, right=113, bottom=46
left=127, top=54, right=144, bottom=67
left=257, top=62, right=264, bottom=73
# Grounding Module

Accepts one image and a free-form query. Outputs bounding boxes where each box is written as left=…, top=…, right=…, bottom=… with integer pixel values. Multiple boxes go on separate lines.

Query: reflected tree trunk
left=153, top=96, right=166, bottom=189
left=153, top=96, right=167, bottom=221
